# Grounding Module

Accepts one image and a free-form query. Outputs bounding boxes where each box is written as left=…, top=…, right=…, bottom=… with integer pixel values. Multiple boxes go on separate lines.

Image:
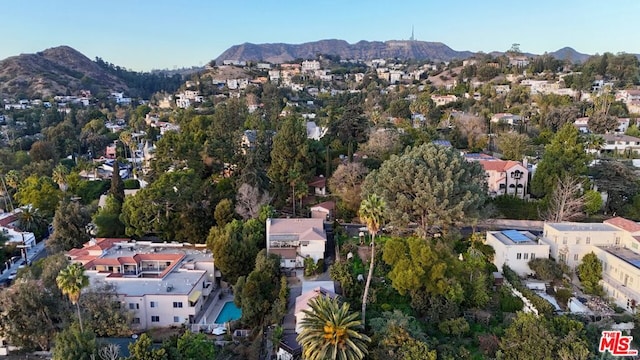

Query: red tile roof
left=0, top=214, right=19, bottom=227
left=604, top=217, right=640, bottom=233
left=479, top=160, right=523, bottom=172
left=308, top=176, right=326, bottom=188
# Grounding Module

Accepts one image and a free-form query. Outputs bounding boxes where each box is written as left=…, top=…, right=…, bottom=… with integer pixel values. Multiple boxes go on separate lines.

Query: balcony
left=602, top=273, right=640, bottom=301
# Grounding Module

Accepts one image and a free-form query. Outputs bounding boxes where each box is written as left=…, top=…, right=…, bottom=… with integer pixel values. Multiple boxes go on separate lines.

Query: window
left=554, top=235, right=558, bottom=243
left=151, top=316, right=160, bottom=323
left=132, top=318, right=140, bottom=324
left=576, top=237, right=581, bottom=245
left=173, top=302, right=183, bottom=308
left=523, top=253, right=529, bottom=260
left=563, top=237, right=567, bottom=245
left=150, top=301, right=157, bottom=308
left=574, top=254, right=579, bottom=261
left=129, top=303, right=139, bottom=310
left=516, top=253, right=522, bottom=260
left=531, top=253, right=536, bottom=260
left=586, top=237, right=591, bottom=245
left=634, top=243, right=639, bottom=250
left=616, top=236, right=621, bottom=245
left=174, top=316, right=180, bottom=323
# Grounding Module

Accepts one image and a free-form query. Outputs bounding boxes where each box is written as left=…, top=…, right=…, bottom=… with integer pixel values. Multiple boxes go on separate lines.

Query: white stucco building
left=486, top=230, right=550, bottom=276
left=67, top=238, right=218, bottom=330
left=538, top=217, right=640, bottom=311
left=266, top=218, right=326, bottom=268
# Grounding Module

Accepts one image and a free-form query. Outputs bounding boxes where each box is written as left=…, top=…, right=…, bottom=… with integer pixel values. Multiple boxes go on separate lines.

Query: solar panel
left=502, top=230, right=530, bottom=243
left=630, top=260, right=640, bottom=269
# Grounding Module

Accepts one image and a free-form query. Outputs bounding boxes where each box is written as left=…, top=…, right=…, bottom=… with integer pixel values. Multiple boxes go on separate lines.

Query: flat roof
left=87, top=269, right=207, bottom=297
left=490, top=230, right=539, bottom=246
left=546, top=223, right=618, bottom=232
left=600, top=246, right=640, bottom=271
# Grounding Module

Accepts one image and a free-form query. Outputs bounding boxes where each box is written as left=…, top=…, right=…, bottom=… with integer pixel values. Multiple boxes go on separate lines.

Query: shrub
left=503, top=265, right=555, bottom=316
left=438, top=317, right=470, bottom=337
left=315, top=259, right=325, bottom=274
left=492, top=196, right=540, bottom=220
left=304, top=257, right=316, bottom=277
left=555, top=288, right=572, bottom=308
left=528, top=258, right=563, bottom=281
left=123, top=179, right=140, bottom=189
left=499, top=287, right=524, bottom=312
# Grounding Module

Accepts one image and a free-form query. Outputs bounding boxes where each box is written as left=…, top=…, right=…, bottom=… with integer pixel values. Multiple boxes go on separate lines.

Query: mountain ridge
left=215, top=39, right=477, bottom=64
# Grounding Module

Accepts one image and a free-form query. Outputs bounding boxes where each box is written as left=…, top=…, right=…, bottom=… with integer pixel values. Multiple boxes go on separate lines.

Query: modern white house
left=486, top=230, right=550, bottom=276
left=67, top=238, right=218, bottom=330
left=266, top=218, right=326, bottom=268
left=535, top=217, right=640, bottom=311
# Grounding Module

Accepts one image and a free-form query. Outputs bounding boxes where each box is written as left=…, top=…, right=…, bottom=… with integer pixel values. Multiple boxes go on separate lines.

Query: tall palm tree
left=56, top=263, right=89, bottom=332
left=297, top=296, right=370, bottom=360
left=52, top=164, right=69, bottom=192
left=358, top=194, right=385, bottom=325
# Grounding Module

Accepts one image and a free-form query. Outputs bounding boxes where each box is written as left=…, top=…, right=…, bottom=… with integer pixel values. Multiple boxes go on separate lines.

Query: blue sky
left=1, top=0, right=638, bottom=71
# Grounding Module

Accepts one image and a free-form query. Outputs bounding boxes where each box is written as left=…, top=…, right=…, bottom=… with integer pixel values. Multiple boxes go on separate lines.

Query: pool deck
left=193, top=288, right=233, bottom=325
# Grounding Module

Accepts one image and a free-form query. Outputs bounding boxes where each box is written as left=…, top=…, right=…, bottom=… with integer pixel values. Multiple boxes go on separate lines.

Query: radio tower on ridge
left=410, top=25, right=415, bottom=41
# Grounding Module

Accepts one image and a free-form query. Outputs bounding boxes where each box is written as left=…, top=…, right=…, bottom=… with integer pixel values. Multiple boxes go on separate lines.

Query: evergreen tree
left=109, top=160, right=125, bottom=205
left=531, top=123, right=588, bottom=198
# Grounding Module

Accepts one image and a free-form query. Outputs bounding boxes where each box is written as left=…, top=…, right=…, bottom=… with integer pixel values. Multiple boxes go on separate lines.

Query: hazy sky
left=2, top=0, right=638, bottom=71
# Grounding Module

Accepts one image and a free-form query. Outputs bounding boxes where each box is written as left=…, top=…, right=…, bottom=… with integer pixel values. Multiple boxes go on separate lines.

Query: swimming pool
left=215, top=301, right=242, bottom=324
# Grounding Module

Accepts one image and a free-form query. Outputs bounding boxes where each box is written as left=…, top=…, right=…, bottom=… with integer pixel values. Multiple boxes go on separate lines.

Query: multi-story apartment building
left=537, top=217, right=640, bottom=310
left=67, top=238, right=217, bottom=330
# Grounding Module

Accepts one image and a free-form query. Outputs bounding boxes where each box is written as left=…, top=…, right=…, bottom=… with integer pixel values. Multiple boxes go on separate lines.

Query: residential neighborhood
left=3, top=13, right=640, bottom=360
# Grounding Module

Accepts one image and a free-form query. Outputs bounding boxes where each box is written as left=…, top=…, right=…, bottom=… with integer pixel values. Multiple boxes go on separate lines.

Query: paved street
left=0, top=239, right=47, bottom=284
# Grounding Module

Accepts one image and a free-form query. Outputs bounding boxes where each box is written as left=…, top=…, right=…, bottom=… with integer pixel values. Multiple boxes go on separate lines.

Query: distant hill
left=215, top=39, right=475, bottom=64
left=215, top=39, right=618, bottom=66
left=0, top=46, right=127, bottom=99
left=548, top=47, right=591, bottom=63
left=0, top=46, right=184, bottom=99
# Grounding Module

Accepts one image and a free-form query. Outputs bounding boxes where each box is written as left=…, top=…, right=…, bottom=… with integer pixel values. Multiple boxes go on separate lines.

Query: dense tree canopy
left=362, top=143, right=487, bottom=235
left=48, top=199, right=92, bottom=252
left=121, top=169, right=213, bottom=242
left=206, top=220, right=259, bottom=284
left=531, top=123, right=588, bottom=198
left=268, top=115, right=311, bottom=202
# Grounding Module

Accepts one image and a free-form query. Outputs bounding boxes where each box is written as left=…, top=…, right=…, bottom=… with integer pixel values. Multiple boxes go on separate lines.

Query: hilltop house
left=266, top=218, right=326, bottom=268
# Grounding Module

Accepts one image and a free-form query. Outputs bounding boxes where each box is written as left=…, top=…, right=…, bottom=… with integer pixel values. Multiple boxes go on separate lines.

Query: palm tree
left=52, top=164, right=69, bottom=192
left=297, top=296, right=370, bottom=360
left=18, top=207, right=46, bottom=236
left=585, top=134, right=605, bottom=156
left=56, top=263, right=89, bottom=332
left=358, top=194, right=385, bottom=325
